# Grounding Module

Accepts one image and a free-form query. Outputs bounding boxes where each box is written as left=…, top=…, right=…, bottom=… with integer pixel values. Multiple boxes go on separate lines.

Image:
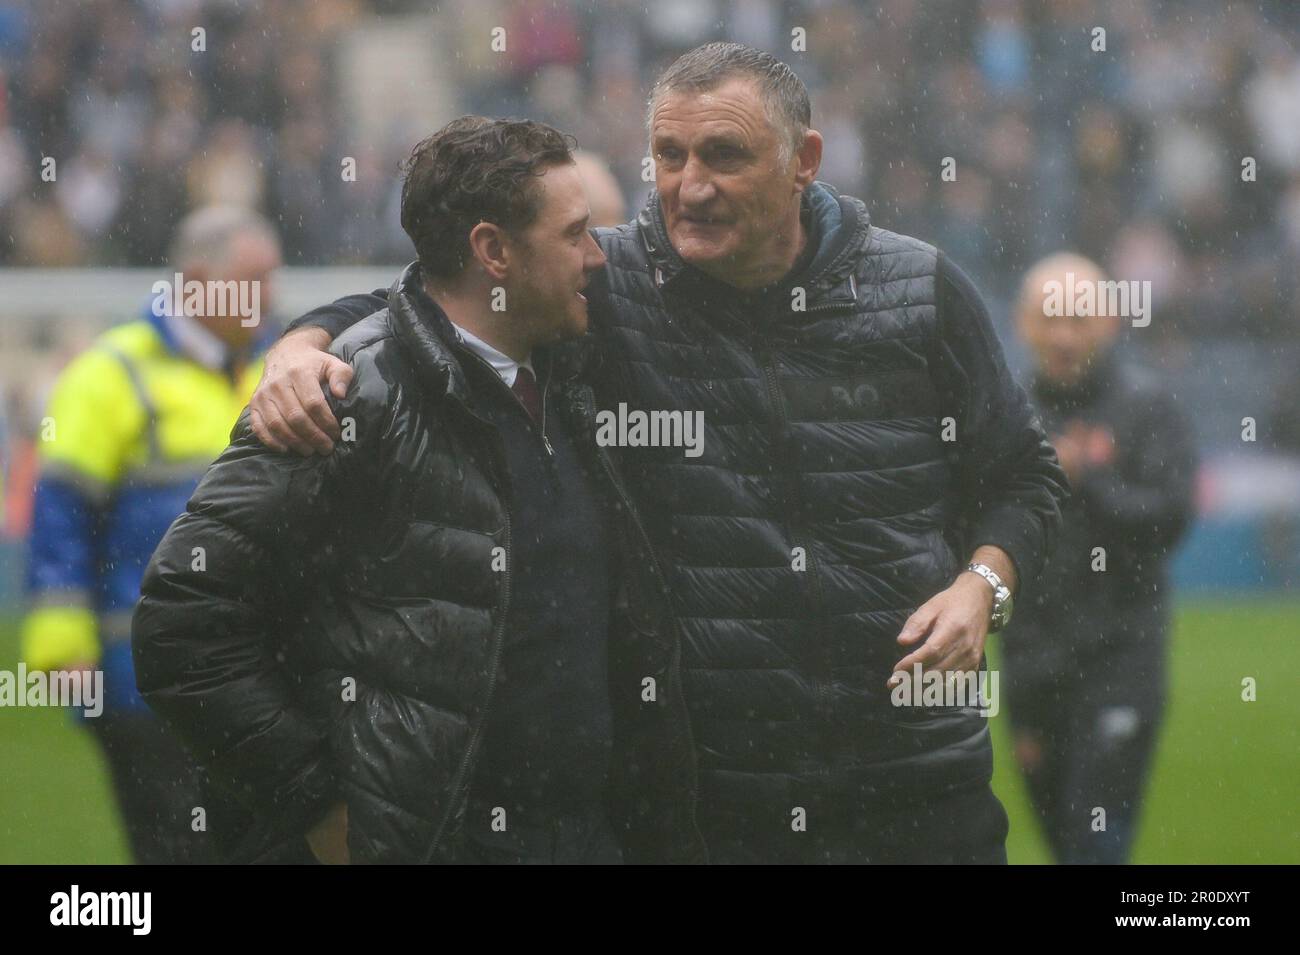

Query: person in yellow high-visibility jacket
left=21, top=205, right=283, bottom=863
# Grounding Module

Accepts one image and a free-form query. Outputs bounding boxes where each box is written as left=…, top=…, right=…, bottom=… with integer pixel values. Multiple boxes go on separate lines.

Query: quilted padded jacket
left=133, top=263, right=706, bottom=863
left=284, top=181, right=1069, bottom=828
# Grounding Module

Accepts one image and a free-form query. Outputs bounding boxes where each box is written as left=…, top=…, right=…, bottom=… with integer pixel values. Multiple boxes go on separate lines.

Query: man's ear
left=793, top=129, right=824, bottom=191
left=466, top=221, right=510, bottom=282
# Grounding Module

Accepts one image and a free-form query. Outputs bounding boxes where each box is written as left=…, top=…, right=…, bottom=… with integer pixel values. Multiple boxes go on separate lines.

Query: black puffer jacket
left=286, top=182, right=1069, bottom=828
left=584, top=183, right=1068, bottom=818
left=132, top=263, right=705, bottom=864
left=1001, top=348, right=1198, bottom=682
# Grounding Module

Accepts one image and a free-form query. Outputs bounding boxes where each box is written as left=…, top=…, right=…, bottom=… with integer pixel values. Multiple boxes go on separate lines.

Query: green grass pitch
left=1, top=597, right=1296, bottom=863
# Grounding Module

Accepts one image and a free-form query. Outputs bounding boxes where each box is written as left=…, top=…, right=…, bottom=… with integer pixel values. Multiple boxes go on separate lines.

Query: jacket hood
left=636, top=180, right=872, bottom=300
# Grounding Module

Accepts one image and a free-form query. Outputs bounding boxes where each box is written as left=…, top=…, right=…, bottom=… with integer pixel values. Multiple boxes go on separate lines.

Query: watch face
left=989, top=585, right=1010, bottom=629
left=992, top=589, right=1013, bottom=630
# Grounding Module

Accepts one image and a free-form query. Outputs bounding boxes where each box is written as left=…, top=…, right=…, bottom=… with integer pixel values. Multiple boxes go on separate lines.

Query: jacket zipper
left=755, top=291, right=858, bottom=739
left=577, top=386, right=708, bottom=860
left=652, top=213, right=859, bottom=771
left=757, top=347, right=836, bottom=740
left=418, top=332, right=644, bottom=858
left=540, top=372, right=554, bottom=456
left=804, top=298, right=856, bottom=313
left=420, top=397, right=513, bottom=863
left=417, top=350, right=556, bottom=860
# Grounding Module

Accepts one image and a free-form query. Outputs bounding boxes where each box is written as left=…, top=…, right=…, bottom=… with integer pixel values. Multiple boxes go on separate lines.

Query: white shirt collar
left=163, top=312, right=230, bottom=372
left=448, top=320, right=533, bottom=388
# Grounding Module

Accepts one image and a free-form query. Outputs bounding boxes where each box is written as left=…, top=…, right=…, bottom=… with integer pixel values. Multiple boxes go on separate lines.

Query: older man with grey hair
left=247, top=42, right=1068, bottom=864
left=22, top=203, right=284, bottom=863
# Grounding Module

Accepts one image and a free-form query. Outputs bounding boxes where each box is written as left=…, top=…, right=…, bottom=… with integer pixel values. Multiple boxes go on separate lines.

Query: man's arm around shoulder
left=251, top=290, right=388, bottom=454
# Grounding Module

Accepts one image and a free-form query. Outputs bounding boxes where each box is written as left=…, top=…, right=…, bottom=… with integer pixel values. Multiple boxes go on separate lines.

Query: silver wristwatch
left=965, top=562, right=1014, bottom=632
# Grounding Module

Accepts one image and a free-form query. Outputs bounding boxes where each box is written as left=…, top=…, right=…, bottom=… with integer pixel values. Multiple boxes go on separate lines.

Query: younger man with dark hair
left=133, top=117, right=704, bottom=864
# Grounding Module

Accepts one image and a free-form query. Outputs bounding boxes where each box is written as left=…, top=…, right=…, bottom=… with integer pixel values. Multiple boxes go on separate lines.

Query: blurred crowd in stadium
left=1, top=0, right=1298, bottom=336
left=1, top=0, right=1300, bottom=563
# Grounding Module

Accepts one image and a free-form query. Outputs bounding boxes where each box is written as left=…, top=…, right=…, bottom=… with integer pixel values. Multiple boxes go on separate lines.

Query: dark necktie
left=511, top=365, right=542, bottom=425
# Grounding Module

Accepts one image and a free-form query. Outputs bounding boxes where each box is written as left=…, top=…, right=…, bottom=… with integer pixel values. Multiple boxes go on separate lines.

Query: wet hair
left=400, top=116, right=576, bottom=279
left=647, top=42, right=811, bottom=164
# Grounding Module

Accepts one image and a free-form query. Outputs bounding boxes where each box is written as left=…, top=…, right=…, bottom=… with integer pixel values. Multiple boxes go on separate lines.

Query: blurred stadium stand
left=2, top=0, right=1299, bottom=600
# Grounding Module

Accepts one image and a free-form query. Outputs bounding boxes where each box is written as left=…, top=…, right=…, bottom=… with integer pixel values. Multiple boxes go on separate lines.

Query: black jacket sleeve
left=285, top=289, right=389, bottom=341
left=132, top=342, right=391, bottom=840
left=1077, top=386, right=1198, bottom=555
left=931, top=253, right=1070, bottom=592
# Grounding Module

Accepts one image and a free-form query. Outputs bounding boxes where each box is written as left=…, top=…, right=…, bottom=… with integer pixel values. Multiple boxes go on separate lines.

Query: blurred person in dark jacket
left=1003, top=252, right=1198, bottom=864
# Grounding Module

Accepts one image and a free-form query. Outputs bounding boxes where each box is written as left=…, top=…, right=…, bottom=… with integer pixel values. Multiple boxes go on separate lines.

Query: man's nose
left=585, top=233, right=607, bottom=270
left=679, top=156, right=716, bottom=205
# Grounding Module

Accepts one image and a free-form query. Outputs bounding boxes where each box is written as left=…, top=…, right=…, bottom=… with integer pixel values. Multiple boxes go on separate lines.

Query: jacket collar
left=387, top=261, right=474, bottom=405
left=386, top=261, right=593, bottom=406
left=635, top=180, right=872, bottom=306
